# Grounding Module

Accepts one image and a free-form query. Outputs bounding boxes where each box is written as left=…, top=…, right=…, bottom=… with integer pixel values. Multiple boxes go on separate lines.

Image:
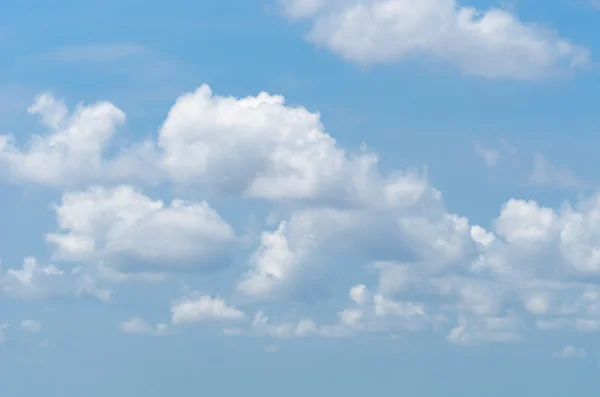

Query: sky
left=2, top=0, right=600, bottom=395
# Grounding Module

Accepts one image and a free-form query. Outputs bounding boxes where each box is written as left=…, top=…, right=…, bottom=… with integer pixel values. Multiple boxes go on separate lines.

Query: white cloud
left=20, top=320, right=42, bottom=334
left=0, top=257, right=69, bottom=299
left=529, top=154, right=588, bottom=189
left=447, top=315, right=520, bottom=345
left=553, top=345, right=587, bottom=359
left=0, top=94, right=132, bottom=186
left=171, top=294, right=245, bottom=325
left=0, top=256, right=154, bottom=302
left=47, top=185, right=236, bottom=272
left=251, top=311, right=348, bottom=339
left=0, top=324, right=7, bottom=343
left=282, top=0, right=589, bottom=79
left=120, top=317, right=172, bottom=336
left=4, top=84, right=600, bottom=348
left=157, top=84, right=382, bottom=200
left=474, top=143, right=500, bottom=167
left=349, top=284, right=370, bottom=306
left=264, top=344, right=280, bottom=353
left=237, top=176, right=472, bottom=299
left=250, top=190, right=600, bottom=343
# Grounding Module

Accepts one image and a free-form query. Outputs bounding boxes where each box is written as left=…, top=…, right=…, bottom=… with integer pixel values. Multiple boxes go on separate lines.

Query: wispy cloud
left=474, top=143, right=500, bottom=168
left=43, top=43, right=150, bottom=63
left=265, top=344, right=280, bottom=353
left=553, top=345, right=587, bottom=360
left=529, top=154, right=589, bottom=189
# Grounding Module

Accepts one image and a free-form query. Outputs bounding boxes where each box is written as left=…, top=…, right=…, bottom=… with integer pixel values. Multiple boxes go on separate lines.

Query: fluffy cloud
left=2, top=85, right=416, bottom=203
left=47, top=185, right=236, bottom=272
left=20, top=320, right=42, bottom=334
left=282, top=0, right=589, bottom=79
left=235, top=189, right=600, bottom=343
left=0, top=94, right=132, bottom=185
left=171, top=294, right=245, bottom=325
left=3, top=84, right=600, bottom=348
left=120, top=317, right=172, bottom=336
left=238, top=185, right=473, bottom=300
left=157, top=84, right=383, bottom=200
left=339, top=284, right=428, bottom=333
left=252, top=311, right=348, bottom=339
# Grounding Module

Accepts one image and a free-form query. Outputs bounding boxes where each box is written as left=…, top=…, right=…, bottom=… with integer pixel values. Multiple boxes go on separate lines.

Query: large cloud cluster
left=1, top=83, right=599, bottom=346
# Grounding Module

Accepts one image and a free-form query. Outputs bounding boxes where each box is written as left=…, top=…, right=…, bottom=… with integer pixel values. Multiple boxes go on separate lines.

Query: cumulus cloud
left=236, top=188, right=600, bottom=343
left=281, top=0, right=589, bottom=79
left=238, top=189, right=473, bottom=300
left=0, top=94, right=120, bottom=185
left=251, top=311, right=348, bottom=339
left=553, top=345, right=587, bottom=359
left=120, top=317, right=172, bottom=336
left=4, top=84, right=600, bottom=348
left=171, top=294, right=245, bottom=325
left=157, top=84, right=382, bottom=200
left=47, top=185, right=236, bottom=272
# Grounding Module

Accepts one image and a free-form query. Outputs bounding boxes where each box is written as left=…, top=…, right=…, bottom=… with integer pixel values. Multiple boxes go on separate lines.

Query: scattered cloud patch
left=265, top=344, right=280, bottom=353
left=474, top=143, right=500, bottom=167
left=20, top=320, right=42, bottom=334
left=251, top=311, right=349, bottom=339
left=529, top=154, right=589, bottom=189
left=554, top=345, right=587, bottom=359
left=120, top=317, right=172, bottom=336
left=0, top=257, right=69, bottom=299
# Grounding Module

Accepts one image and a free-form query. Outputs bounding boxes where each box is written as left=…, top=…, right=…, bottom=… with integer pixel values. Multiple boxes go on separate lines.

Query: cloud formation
left=282, top=0, right=590, bottom=79
left=1, top=84, right=597, bottom=348
left=47, top=185, right=236, bottom=272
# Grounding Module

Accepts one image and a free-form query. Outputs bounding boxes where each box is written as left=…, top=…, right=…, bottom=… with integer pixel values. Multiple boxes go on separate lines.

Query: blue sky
left=2, top=0, right=600, bottom=395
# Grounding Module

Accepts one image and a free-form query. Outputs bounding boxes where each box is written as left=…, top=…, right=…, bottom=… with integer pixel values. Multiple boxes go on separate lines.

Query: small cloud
left=500, top=139, right=518, bottom=156
left=20, top=319, right=42, bottom=334
left=554, top=345, right=587, bottom=359
left=0, top=323, right=7, bottom=343
left=529, top=154, right=588, bottom=189
left=265, top=344, right=280, bottom=353
left=43, top=43, right=150, bottom=63
left=120, top=317, right=172, bottom=337
left=474, top=143, right=500, bottom=167
left=222, top=328, right=244, bottom=336
left=171, top=294, right=245, bottom=325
